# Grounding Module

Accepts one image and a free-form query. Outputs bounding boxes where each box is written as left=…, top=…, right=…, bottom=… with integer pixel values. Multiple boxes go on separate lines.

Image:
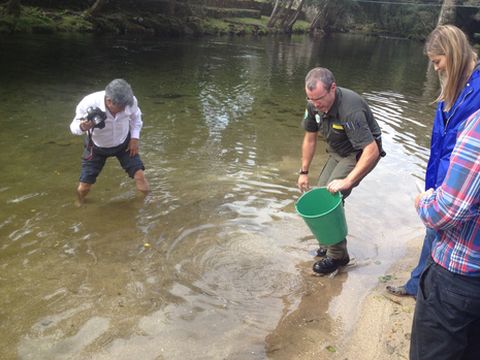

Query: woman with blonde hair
left=427, top=24, right=478, bottom=110
left=387, top=24, right=480, bottom=298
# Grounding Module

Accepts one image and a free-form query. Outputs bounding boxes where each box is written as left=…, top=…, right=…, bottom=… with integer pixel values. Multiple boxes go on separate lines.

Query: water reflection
left=365, top=90, right=432, bottom=175
left=0, top=33, right=436, bottom=359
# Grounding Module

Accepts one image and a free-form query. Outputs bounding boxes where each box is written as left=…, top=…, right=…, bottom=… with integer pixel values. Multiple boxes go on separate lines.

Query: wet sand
left=341, top=239, right=418, bottom=360
left=266, top=235, right=421, bottom=360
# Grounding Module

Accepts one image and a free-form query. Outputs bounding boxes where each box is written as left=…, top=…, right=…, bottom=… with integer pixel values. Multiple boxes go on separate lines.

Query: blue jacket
left=425, top=65, right=480, bottom=190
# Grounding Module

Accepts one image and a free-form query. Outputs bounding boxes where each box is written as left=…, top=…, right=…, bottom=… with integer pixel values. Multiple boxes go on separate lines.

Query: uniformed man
left=297, top=67, right=385, bottom=274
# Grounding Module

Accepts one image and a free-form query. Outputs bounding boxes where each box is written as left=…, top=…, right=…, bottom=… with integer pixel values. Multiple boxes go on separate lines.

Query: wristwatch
left=299, top=169, right=309, bottom=175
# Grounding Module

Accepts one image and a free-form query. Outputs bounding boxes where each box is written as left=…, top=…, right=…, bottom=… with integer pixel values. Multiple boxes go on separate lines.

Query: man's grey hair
left=305, top=67, right=336, bottom=91
left=105, top=79, right=134, bottom=107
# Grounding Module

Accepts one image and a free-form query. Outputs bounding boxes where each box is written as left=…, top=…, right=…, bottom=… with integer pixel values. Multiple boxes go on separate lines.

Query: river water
left=0, top=33, right=436, bottom=359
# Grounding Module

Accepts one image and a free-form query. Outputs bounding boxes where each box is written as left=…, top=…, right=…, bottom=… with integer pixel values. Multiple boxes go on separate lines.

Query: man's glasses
left=306, top=87, right=331, bottom=102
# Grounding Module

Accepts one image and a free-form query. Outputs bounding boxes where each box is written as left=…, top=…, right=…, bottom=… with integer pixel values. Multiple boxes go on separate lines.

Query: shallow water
left=0, top=33, right=435, bottom=359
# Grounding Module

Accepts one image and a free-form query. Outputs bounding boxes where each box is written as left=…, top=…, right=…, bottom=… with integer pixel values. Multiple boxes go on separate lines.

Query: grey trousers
left=317, top=151, right=359, bottom=259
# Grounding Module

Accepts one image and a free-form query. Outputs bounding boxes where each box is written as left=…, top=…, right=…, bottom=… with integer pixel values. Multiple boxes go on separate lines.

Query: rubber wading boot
left=313, top=256, right=350, bottom=274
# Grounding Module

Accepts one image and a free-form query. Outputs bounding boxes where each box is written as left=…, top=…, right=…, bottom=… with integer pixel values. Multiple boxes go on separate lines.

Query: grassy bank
left=0, top=5, right=310, bottom=36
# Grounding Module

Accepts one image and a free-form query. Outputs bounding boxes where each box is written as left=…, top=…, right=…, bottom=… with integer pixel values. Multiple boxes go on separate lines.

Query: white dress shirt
left=70, top=91, right=143, bottom=148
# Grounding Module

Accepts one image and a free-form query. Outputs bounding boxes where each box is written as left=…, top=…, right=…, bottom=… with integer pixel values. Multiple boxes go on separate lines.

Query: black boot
left=313, top=256, right=350, bottom=274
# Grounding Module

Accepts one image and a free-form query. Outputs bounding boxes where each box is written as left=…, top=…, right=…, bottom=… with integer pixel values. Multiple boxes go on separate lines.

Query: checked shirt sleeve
left=417, top=110, right=480, bottom=230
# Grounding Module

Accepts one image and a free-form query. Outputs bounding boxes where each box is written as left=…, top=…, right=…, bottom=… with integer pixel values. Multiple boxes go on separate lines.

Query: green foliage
left=202, top=16, right=270, bottom=35
left=307, top=0, right=480, bottom=40
left=292, top=19, right=310, bottom=33
left=0, top=6, right=56, bottom=33
left=56, top=12, right=93, bottom=32
left=3, top=0, right=477, bottom=39
left=224, top=15, right=268, bottom=26
left=0, top=5, right=94, bottom=33
left=200, top=18, right=231, bottom=34
left=203, top=7, right=262, bottom=19
left=326, top=345, right=336, bottom=353
left=378, top=274, right=394, bottom=283
left=386, top=5, right=434, bottom=38
left=0, top=2, right=281, bottom=36
left=346, top=1, right=443, bottom=39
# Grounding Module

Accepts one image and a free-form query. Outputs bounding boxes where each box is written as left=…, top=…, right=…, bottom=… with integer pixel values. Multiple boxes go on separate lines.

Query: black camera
left=86, top=107, right=107, bottom=129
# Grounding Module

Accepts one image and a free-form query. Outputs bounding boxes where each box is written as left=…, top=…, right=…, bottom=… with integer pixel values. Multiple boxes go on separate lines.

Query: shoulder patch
left=304, top=109, right=308, bottom=120
left=315, top=114, right=321, bottom=124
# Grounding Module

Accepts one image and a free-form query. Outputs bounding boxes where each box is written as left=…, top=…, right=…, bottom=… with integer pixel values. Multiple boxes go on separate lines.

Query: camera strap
left=83, top=128, right=95, bottom=160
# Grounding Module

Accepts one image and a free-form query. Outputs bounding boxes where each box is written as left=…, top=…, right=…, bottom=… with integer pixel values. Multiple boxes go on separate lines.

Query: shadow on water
left=0, top=33, right=435, bottom=359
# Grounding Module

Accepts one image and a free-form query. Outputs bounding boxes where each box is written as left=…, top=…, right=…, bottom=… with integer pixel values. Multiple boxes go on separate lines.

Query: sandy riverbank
left=266, top=235, right=421, bottom=360
left=341, top=253, right=417, bottom=360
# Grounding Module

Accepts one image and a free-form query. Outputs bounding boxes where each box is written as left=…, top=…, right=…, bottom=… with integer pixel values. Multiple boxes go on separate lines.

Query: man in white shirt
left=70, top=79, right=149, bottom=204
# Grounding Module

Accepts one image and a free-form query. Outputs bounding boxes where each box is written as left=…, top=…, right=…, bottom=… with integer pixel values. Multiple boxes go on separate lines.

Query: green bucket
left=295, top=187, right=348, bottom=246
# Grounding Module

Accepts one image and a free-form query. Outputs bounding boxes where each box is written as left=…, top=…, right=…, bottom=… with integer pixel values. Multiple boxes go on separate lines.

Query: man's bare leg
left=134, top=170, right=150, bottom=195
left=76, top=182, right=92, bottom=205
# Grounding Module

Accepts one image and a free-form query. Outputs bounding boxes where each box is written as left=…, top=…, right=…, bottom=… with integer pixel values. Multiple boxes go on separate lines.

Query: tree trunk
left=267, top=0, right=282, bottom=28
left=85, top=0, right=108, bottom=17
left=309, top=12, right=322, bottom=33
left=5, top=0, right=21, bottom=16
left=436, top=0, right=456, bottom=26
left=284, top=0, right=305, bottom=33
left=309, top=0, right=328, bottom=33
left=270, top=8, right=283, bottom=28
left=278, top=0, right=295, bottom=28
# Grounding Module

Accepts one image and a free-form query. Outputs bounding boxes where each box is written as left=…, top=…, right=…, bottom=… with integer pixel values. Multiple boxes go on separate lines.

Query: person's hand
left=127, top=138, right=140, bottom=157
left=415, top=188, right=434, bottom=210
left=79, top=120, right=94, bottom=132
left=327, top=178, right=353, bottom=194
left=298, top=174, right=310, bottom=193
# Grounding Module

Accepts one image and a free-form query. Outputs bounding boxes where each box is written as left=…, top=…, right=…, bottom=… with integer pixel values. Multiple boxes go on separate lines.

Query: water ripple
left=7, top=192, right=47, bottom=204
left=365, top=90, right=432, bottom=162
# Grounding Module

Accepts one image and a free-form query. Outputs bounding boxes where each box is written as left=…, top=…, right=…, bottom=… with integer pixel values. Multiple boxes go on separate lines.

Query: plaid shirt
left=418, top=109, right=480, bottom=276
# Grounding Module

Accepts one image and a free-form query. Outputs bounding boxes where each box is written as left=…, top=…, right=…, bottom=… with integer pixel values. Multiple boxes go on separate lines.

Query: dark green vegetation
left=1, top=0, right=479, bottom=39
